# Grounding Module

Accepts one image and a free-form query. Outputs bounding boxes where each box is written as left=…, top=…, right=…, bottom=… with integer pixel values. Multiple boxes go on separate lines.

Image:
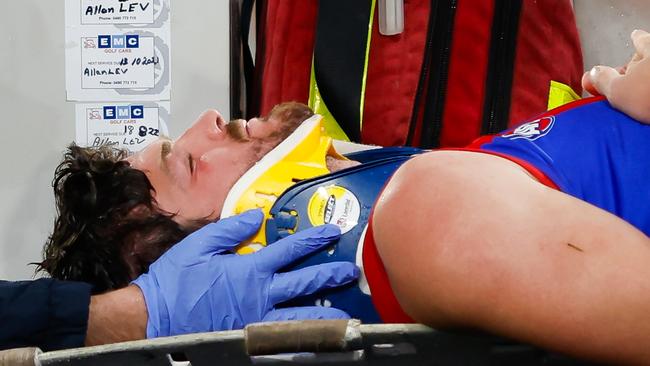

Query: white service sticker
left=81, top=34, right=156, bottom=89
left=81, top=0, right=155, bottom=25
left=75, top=102, right=170, bottom=153
left=67, top=0, right=170, bottom=27
left=66, top=27, right=171, bottom=101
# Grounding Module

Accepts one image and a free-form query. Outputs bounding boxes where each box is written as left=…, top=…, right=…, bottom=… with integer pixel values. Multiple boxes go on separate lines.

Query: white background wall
left=0, top=0, right=230, bottom=280
left=575, top=0, right=650, bottom=72
left=0, top=1, right=647, bottom=280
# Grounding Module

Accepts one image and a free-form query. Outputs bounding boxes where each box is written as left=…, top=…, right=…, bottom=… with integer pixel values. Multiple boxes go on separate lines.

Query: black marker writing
left=84, top=68, right=129, bottom=76
left=123, top=137, right=146, bottom=145
left=86, top=1, right=151, bottom=16
left=92, top=137, right=120, bottom=147
left=86, top=5, right=115, bottom=16
left=119, top=56, right=160, bottom=66
left=120, top=2, right=150, bottom=13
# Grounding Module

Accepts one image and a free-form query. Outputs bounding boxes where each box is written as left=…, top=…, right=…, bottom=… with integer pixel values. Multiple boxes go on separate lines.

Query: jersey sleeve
left=0, top=278, right=92, bottom=351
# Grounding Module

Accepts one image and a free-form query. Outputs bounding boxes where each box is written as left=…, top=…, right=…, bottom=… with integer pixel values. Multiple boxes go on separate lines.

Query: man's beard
left=225, top=102, right=315, bottom=157
left=266, top=102, right=315, bottom=140
left=216, top=102, right=315, bottom=217
left=224, top=120, right=249, bottom=142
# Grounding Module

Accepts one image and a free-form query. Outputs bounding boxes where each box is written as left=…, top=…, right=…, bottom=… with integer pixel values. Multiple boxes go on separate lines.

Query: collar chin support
left=220, top=114, right=346, bottom=254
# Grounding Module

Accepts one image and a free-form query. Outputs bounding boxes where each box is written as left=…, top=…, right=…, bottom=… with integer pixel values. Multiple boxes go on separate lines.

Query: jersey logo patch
left=502, top=116, right=555, bottom=141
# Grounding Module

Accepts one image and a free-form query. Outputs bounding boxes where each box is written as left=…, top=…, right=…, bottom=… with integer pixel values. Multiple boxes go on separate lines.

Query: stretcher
left=0, top=320, right=587, bottom=365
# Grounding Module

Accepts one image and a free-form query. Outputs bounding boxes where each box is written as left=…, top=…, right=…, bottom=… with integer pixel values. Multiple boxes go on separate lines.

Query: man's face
left=129, top=102, right=312, bottom=225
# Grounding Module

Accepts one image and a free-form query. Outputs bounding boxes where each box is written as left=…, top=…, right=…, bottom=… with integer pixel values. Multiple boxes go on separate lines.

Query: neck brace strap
left=220, top=114, right=345, bottom=253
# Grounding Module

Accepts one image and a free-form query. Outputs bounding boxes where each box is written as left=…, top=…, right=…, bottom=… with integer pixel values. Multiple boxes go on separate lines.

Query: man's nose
left=180, top=110, right=224, bottom=141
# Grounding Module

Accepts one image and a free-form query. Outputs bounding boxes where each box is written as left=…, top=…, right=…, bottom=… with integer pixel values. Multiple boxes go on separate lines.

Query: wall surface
left=0, top=0, right=230, bottom=280
left=575, top=0, right=650, bottom=72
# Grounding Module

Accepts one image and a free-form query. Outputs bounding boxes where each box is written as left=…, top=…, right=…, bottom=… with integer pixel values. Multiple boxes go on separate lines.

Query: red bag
left=248, top=0, right=583, bottom=148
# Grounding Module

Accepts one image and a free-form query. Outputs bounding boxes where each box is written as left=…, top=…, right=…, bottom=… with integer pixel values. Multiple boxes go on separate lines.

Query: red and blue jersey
left=368, top=97, right=650, bottom=323
left=471, top=97, right=650, bottom=236
left=276, top=97, right=650, bottom=324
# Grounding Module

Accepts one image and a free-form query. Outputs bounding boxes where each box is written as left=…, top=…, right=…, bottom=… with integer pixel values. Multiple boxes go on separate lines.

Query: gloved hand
left=132, top=209, right=359, bottom=338
left=582, top=29, right=650, bottom=124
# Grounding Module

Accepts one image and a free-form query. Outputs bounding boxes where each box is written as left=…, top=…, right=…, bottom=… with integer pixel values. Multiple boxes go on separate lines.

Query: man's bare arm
left=373, top=151, right=650, bottom=364
left=85, top=285, right=147, bottom=346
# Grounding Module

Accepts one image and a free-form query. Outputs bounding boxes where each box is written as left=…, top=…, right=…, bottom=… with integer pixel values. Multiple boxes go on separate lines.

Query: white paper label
left=81, top=0, right=155, bottom=25
left=65, top=0, right=171, bottom=102
left=75, top=102, right=170, bottom=152
left=68, top=0, right=170, bottom=27
left=81, top=35, right=156, bottom=89
left=66, top=27, right=171, bottom=101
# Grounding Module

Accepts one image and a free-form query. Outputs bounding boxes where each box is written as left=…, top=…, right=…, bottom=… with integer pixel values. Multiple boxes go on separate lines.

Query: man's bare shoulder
left=371, top=150, right=541, bottom=266
left=369, top=151, right=650, bottom=364
left=373, top=150, right=541, bottom=234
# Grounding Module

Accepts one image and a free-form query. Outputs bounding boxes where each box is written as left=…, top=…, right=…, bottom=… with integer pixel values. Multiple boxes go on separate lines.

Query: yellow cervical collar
left=220, top=114, right=346, bottom=254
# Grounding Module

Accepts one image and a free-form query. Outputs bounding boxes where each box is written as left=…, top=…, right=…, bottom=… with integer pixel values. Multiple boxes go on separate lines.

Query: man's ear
left=126, top=204, right=153, bottom=219
left=119, top=204, right=154, bottom=280
left=120, top=242, right=145, bottom=281
left=119, top=204, right=190, bottom=281
left=120, top=229, right=170, bottom=281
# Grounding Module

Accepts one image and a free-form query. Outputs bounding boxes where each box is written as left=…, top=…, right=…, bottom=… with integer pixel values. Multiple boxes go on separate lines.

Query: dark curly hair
left=37, top=144, right=204, bottom=293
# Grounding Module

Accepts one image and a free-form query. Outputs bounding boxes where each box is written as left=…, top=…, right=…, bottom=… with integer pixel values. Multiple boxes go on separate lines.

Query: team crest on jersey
left=502, top=116, right=555, bottom=140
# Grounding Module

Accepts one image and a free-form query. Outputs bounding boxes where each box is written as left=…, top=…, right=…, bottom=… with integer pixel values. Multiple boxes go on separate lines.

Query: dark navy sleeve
left=0, top=278, right=92, bottom=351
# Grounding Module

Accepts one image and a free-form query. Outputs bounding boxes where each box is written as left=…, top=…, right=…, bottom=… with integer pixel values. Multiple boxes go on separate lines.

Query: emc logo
left=98, top=35, right=139, bottom=49
left=103, top=105, right=144, bottom=120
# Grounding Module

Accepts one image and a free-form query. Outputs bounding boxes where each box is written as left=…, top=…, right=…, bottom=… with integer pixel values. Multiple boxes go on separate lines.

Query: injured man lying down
left=41, top=30, right=650, bottom=363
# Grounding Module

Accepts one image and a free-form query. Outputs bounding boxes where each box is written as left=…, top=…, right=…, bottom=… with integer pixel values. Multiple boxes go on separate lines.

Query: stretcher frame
left=0, top=320, right=586, bottom=366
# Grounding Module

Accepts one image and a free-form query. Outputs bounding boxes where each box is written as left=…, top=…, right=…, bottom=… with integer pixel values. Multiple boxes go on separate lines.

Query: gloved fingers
left=268, top=262, right=359, bottom=305
left=255, top=224, right=341, bottom=271
left=180, top=209, right=264, bottom=255
left=262, top=307, right=351, bottom=322
left=631, top=29, right=650, bottom=58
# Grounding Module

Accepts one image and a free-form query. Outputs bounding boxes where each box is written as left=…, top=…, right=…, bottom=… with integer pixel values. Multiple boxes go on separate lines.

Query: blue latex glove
left=133, top=209, right=359, bottom=338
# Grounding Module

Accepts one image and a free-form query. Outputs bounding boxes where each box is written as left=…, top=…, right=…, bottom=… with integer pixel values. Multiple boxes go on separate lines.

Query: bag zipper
left=481, top=0, right=522, bottom=135
left=406, top=0, right=457, bottom=148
